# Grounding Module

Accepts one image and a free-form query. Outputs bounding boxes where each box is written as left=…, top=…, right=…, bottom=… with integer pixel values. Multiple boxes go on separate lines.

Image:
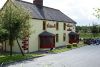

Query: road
left=7, top=45, right=100, bottom=67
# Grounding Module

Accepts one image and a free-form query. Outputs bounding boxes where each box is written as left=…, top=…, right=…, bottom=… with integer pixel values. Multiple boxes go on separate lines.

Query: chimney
left=33, top=0, right=43, bottom=7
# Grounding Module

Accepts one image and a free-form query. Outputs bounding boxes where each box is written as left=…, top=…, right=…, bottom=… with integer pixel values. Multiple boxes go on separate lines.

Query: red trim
left=39, top=36, right=55, bottom=48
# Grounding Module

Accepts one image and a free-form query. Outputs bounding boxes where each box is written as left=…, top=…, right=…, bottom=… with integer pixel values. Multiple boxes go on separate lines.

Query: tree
left=93, top=8, right=100, bottom=19
left=92, top=8, right=100, bottom=37
left=0, top=0, right=30, bottom=56
left=0, top=11, right=9, bottom=53
left=76, top=26, right=81, bottom=33
left=90, top=24, right=99, bottom=38
left=0, top=29, right=8, bottom=52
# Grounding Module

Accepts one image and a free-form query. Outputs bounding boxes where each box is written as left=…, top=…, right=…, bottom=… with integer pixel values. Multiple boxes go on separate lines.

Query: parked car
left=84, top=38, right=100, bottom=45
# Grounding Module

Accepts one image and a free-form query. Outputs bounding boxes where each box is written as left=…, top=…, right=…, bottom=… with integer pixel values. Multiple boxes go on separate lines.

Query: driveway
left=7, top=45, right=100, bottom=67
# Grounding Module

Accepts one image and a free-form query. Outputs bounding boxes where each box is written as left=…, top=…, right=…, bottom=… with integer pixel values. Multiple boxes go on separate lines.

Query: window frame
left=43, top=21, right=46, bottom=30
left=63, top=33, right=66, bottom=41
left=56, top=34, right=59, bottom=42
left=64, top=23, right=66, bottom=30
left=56, top=22, right=59, bottom=30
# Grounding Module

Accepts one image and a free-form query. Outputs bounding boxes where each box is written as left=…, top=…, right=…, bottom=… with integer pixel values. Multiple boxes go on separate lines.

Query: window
left=56, top=22, right=59, bottom=30
left=43, top=21, right=46, bottom=30
left=63, top=33, right=66, bottom=41
left=67, top=28, right=72, bottom=31
left=56, top=34, right=59, bottom=42
left=64, top=23, right=66, bottom=30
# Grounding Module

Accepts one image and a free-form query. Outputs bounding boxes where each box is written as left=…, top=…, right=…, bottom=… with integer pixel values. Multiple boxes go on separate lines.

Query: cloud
left=0, top=0, right=7, bottom=9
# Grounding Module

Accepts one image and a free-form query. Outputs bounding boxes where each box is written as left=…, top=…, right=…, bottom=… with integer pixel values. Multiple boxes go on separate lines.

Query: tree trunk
left=9, top=34, right=13, bottom=56
left=4, top=41, right=6, bottom=52
left=1, top=42, right=3, bottom=54
left=16, top=38, right=24, bottom=56
left=9, top=39, right=13, bottom=56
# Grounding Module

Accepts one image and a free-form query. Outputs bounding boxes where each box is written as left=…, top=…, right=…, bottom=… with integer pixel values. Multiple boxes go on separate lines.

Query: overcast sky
left=0, top=0, right=100, bottom=26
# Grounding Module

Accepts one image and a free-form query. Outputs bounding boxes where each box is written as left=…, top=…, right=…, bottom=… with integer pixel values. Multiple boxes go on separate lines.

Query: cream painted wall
left=29, top=19, right=43, bottom=52
left=28, top=19, right=76, bottom=52
left=2, top=40, right=24, bottom=53
left=4, top=19, right=76, bottom=52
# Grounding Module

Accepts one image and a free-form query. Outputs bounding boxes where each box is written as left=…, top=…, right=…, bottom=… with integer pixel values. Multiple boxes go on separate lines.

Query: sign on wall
left=47, top=23, right=56, bottom=28
left=66, top=24, right=73, bottom=27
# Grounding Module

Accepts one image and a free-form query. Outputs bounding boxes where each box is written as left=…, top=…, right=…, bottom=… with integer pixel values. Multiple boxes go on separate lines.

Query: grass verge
left=0, top=41, right=86, bottom=65
left=50, top=41, right=86, bottom=53
left=0, top=53, right=44, bottom=65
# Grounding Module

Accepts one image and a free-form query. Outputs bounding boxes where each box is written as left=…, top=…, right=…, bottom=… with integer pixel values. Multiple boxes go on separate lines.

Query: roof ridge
left=43, top=6, right=60, bottom=11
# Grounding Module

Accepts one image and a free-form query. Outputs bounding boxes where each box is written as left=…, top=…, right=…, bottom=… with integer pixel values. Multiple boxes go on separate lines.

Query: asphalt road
left=7, top=45, right=100, bottom=67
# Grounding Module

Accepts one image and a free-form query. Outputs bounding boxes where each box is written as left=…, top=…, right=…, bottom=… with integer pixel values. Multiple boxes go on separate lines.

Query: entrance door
left=40, top=36, right=55, bottom=48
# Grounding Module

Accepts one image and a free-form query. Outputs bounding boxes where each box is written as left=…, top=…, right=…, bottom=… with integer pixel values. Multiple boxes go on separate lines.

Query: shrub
left=73, top=43, right=78, bottom=47
left=67, top=45, right=72, bottom=48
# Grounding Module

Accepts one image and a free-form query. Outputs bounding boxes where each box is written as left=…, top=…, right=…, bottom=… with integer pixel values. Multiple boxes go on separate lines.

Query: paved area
left=7, top=45, right=100, bottom=67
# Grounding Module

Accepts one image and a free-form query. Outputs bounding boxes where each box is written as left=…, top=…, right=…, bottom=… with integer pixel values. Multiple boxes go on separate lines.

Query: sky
left=0, top=0, right=100, bottom=26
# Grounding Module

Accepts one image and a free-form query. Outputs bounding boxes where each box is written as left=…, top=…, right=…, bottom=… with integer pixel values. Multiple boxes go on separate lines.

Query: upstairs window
left=56, top=22, right=59, bottom=30
left=63, top=33, right=66, bottom=41
left=56, top=34, right=59, bottom=42
left=64, top=23, right=66, bottom=30
left=43, top=21, right=46, bottom=30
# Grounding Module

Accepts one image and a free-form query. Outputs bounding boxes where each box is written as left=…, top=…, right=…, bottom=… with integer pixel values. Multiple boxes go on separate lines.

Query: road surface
left=7, top=45, right=100, bottom=67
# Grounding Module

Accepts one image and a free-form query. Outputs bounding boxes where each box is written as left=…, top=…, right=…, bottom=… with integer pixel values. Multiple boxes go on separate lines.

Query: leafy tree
left=93, top=8, right=100, bottom=19
left=98, top=26, right=100, bottom=32
left=76, top=26, right=82, bottom=32
left=0, top=0, right=30, bottom=56
left=90, top=24, right=99, bottom=38
left=0, top=28, right=8, bottom=53
left=93, top=8, right=100, bottom=33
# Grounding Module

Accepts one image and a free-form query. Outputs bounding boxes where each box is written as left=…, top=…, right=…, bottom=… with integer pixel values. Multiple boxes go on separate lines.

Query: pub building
left=1, top=0, right=77, bottom=53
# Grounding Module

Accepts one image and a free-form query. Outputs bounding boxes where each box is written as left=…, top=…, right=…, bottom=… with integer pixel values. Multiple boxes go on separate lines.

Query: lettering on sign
left=47, top=23, right=56, bottom=28
left=66, top=24, right=73, bottom=27
left=67, top=28, right=72, bottom=31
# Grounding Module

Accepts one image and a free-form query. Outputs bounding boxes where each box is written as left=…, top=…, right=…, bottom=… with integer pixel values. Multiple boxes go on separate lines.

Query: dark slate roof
left=39, top=31, right=55, bottom=36
left=69, top=32, right=77, bottom=36
left=13, top=0, right=76, bottom=24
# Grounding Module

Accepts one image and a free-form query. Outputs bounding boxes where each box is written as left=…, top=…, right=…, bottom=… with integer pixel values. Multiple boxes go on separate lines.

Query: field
left=80, top=33, right=100, bottom=39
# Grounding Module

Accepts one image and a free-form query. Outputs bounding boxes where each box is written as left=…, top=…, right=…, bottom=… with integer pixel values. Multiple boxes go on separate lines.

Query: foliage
left=76, top=26, right=82, bottom=32
left=0, top=28, right=8, bottom=42
left=90, top=24, right=99, bottom=37
left=76, top=25, right=100, bottom=38
left=67, top=45, right=72, bottom=48
left=76, top=26, right=91, bottom=33
left=50, top=46, right=70, bottom=53
left=50, top=42, right=85, bottom=53
left=80, top=33, right=100, bottom=39
left=0, top=54, right=44, bottom=64
left=1, top=2, right=30, bottom=39
left=0, top=0, right=30, bottom=56
left=93, top=8, right=100, bottom=19
left=73, top=43, right=78, bottom=47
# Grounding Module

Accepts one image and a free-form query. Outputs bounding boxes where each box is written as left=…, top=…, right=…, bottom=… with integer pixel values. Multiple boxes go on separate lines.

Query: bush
left=67, top=45, right=72, bottom=48
left=73, top=43, right=78, bottom=47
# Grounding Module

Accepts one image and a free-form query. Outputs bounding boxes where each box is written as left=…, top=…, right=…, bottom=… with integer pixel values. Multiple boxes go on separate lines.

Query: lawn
left=50, top=41, right=85, bottom=53
left=0, top=53, right=44, bottom=65
left=80, top=33, right=100, bottom=39
left=0, top=42, right=85, bottom=65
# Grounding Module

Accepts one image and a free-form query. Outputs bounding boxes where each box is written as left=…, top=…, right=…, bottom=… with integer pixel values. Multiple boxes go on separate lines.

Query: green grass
left=80, top=33, right=100, bottom=39
left=0, top=53, right=44, bottom=64
left=50, top=41, right=85, bottom=53
left=0, top=42, right=85, bottom=64
left=50, top=46, right=71, bottom=53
